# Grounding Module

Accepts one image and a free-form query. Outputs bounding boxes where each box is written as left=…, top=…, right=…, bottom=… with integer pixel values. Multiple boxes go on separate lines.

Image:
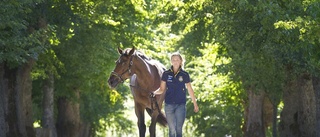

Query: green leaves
left=0, top=0, right=50, bottom=68
left=3, top=0, right=319, bottom=136
left=185, top=43, right=244, bottom=136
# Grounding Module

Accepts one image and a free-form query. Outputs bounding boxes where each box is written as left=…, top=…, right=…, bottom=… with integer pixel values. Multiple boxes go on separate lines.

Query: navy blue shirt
left=161, top=67, right=190, bottom=104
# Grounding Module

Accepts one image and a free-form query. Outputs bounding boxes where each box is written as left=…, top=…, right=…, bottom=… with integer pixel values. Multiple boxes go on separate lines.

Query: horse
left=107, top=47, right=167, bottom=137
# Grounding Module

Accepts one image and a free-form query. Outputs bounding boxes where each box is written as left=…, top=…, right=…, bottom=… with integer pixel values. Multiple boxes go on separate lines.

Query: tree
left=155, top=0, right=318, bottom=136
left=0, top=0, right=48, bottom=136
left=31, top=0, right=156, bottom=136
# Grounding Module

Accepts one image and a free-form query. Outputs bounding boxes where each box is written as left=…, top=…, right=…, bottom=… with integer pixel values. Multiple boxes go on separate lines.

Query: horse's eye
left=116, top=59, right=125, bottom=64
left=121, top=61, right=126, bottom=66
left=116, top=59, right=127, bottom=66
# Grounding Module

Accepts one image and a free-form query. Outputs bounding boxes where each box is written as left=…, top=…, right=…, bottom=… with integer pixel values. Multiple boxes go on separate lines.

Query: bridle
left=110, top=55, right=134, bottom=83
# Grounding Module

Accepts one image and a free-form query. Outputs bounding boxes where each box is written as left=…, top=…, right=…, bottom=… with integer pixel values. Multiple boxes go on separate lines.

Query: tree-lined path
left=1, top=0, right=319, bottom=137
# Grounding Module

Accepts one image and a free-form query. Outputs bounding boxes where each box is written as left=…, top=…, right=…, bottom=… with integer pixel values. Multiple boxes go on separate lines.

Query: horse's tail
left=146, top=108, right=167, bottom=127
left=157, top=111, right=167, bottom=127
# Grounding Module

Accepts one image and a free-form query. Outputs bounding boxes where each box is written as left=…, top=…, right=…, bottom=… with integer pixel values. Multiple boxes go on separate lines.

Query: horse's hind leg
left=135, top=104, right=146, bottom=137
left=149, top=110, right=159, bottom=137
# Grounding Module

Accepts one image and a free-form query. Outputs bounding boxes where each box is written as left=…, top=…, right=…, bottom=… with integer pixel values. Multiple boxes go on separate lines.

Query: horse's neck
left=132, top=59, right=160, bottom=91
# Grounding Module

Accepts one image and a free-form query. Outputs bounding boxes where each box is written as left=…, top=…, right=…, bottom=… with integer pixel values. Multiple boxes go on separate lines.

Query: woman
left=152, top=52, right=199, bottom=137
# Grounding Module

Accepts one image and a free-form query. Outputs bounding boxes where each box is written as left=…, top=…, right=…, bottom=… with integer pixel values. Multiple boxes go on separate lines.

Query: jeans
left=165, top=103, right=186, bottom=137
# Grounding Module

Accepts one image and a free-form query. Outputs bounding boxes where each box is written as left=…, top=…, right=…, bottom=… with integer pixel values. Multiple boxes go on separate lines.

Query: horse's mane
left=136, top=51, right=151, bottom=61
left=136, top=50, right=166, bottom=72
left=123, top=48, right=166, bottom=73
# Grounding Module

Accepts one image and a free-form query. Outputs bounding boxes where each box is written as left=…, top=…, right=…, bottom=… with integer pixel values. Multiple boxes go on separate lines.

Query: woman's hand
left=194, top=103, right=199, bottom=113
left=149, top=92, right=155, bottom=98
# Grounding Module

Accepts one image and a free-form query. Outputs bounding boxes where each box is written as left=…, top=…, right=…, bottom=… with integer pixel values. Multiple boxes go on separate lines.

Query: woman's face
left=171, top=55, right=182, bottom=69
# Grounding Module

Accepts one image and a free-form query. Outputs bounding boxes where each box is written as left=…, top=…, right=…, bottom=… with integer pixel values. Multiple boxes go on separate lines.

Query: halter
left=110, top=55, right=134, bottom=83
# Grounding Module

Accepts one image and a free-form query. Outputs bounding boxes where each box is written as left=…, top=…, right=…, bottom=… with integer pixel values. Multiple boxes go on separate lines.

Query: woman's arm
left=153, top=80, right=166, bottom=95
left=186, top=82, right=199, bottom=113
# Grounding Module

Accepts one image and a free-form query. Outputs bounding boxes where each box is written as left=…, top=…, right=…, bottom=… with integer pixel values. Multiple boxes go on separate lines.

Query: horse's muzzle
left=107, top=75, right=121, bottom=89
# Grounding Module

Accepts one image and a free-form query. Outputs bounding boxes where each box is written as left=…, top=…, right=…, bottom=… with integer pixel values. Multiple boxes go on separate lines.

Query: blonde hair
left=170, top=52, right=185, bottom=69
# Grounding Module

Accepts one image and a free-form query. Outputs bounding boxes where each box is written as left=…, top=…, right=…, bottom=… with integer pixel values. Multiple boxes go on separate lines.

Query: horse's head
left=108, top=47, right=135, bottom=89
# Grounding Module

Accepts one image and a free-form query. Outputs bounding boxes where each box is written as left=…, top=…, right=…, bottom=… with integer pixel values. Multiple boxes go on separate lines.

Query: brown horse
left=107, top=47, right=167, bottom=137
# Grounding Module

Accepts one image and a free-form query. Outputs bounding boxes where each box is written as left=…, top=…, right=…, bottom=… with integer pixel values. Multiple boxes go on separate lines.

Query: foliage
left=0, top=0, right=49, bottom=68
left=156, top=0, right=318, bottom=136
left=186, top=44, right=245, bottom=136
left=182, top=0, right=320, bottom=136
left=274, top=1, right=320, bottom=76
left=30, top=0, right=140, bottom=135
left=3, top=0, right=320, bottom=136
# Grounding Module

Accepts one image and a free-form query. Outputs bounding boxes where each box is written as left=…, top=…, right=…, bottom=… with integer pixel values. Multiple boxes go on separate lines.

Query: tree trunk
left=312, top=76, right=320, bottom=137
left=16, top=59, right=36, bottom=137
left=272, top=102, right=278, bottom=137
left=56, top=89, right=81, bottom=137
left=41, top=73, right=57, bottom=137
left=279, top=74, right=315, bottom=137
left=244, top=89, right=265, bottom=137
left=298, top=75, right=315, bottom=137
left=0, top=60, right=36, bottom=137
left=263, top=96, right=273, bottom=130
left=0, top=63, right=7, bottom=137
left=79, top=122, right=92, bottom=137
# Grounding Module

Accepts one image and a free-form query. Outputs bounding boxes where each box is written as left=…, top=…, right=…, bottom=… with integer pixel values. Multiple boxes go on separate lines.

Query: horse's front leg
left=149, top=110, right=159, bottom=137
left=135, top=103, right=146, bottom=137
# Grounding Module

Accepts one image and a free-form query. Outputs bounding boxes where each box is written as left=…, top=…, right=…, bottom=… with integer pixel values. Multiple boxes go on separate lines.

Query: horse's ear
left=129, top=46, right=135, bottom=56
left=117, top=47, right=123, bottom=55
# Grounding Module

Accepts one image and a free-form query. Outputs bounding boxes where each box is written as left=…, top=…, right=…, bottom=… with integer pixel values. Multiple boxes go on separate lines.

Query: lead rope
left=150, top=95, right=161, bottom=113
left=130, top=85, right=161, bottom=114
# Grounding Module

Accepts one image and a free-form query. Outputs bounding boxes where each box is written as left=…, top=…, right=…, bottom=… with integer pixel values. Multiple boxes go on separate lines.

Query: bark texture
left=0, top=63, right=7, bottom=137
left=279, top=74, right=315, bottom=137
left=56, top=89, right=81, bottom=137
left=0, top=60, right=35, bottom=137
left=244, top=89, right=266, bottom=137
left=312, top=76, right=320, bottom=137
left=41, top=74, right=57, bottom=137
